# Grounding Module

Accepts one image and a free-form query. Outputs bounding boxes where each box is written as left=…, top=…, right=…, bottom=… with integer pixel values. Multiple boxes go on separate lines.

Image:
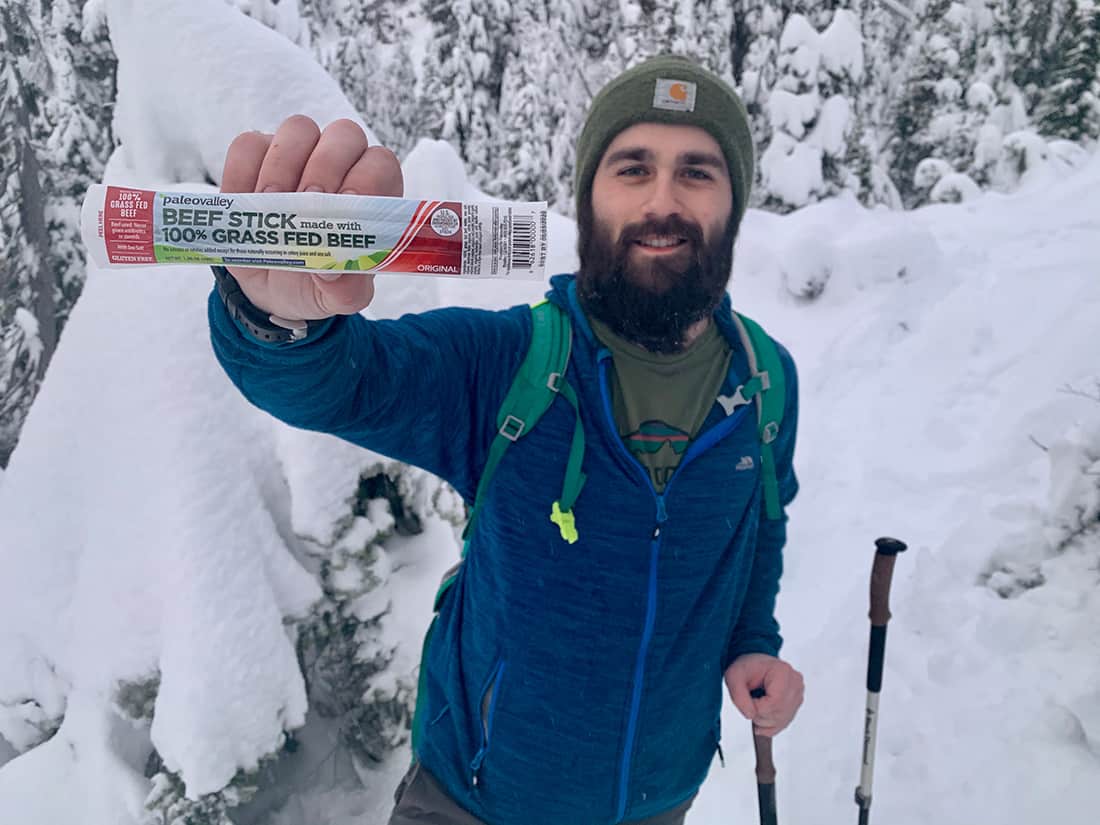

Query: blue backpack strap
left=731, top=312, right=786, bottom=520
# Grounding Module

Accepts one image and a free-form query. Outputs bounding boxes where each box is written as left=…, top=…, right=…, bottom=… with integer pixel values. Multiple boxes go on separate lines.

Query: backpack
left=409, top=298, right=786, bottom=754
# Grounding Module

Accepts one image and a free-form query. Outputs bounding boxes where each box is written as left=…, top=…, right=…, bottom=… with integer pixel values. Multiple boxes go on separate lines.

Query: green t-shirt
left=589, top=316, right=732, bottom=493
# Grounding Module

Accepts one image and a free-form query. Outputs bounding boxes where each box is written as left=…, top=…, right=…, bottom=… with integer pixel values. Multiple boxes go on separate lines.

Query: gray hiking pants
left=388, top=762, right=695, bottom=825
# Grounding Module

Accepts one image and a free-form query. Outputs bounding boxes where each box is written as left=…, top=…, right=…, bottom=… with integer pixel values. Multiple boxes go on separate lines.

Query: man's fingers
left=256, top=114, right=322, bottom=193
left=221, top=131, right=272, bottom=194
left=726, top=675, right=756, bottom=720
left=753, top=723, right=781, bottom=738
left=298, top=119, right=371, bottom=194
left=339, top=144, right=404, bottom=198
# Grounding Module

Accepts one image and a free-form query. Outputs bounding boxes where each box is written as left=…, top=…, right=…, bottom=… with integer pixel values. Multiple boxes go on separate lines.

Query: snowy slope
left=2, top=1, right=1099, bottom=823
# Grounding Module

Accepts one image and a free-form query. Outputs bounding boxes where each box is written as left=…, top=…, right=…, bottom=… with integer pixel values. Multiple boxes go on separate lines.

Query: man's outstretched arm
left=209, top=115, right=529, bottom=502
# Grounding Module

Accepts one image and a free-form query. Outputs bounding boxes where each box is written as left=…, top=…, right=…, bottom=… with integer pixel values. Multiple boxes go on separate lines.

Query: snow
left=818, top=9, right=864, bottom=83
left=11, top=308, right=42, bottom=364
left=766, top=88, right=819, bottom=140
left=777, top=14, right=820, bottom=83
left=2, top=2, right=1100, bottom=823
left=935, top=76, right=963, bottom=102
left=930, top=170, right=981, bottom=202
left=104, top=0, right=377, bottom=185
left=914, top=157, right=954, bottom=188
left=966, top=79, right=996, bottom=110
left=760, top=132, right=824, bottom=208
left=808, top=94, right=851, bottom=156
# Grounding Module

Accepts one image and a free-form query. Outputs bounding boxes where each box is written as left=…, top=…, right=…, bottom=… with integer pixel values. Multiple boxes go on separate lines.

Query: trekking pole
left=752, top=726, right=777, bottom=825
left=854, top=537, right=907, bottom=825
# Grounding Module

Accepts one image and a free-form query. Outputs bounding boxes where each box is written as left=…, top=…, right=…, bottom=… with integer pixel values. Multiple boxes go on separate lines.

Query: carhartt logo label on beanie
left=653, top=79, right=696, bottom=112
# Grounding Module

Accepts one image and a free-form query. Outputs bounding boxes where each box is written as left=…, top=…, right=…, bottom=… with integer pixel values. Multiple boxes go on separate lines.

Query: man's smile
left=633, top=235, right=689, bottom=252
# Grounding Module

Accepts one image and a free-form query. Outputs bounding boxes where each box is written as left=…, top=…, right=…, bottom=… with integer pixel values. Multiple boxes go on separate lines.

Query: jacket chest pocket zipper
left=471, top=660, right=506, bottom=788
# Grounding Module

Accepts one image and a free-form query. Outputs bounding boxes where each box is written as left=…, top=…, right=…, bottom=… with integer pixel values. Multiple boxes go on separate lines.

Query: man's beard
left=576, top=206, right=736, bottom=354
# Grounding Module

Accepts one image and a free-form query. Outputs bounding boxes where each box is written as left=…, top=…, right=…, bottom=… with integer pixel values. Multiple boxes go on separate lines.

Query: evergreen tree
left=888, top=0, right=984, bottom=205
left=0, top=0, right=116, bottom=466
left=758, top=9, right=874, bottom=210
left=497, top=0, right=556, bottom=202
left=817, top=7, right=872, bottom=200
left=385, top=41, right=423, bottom=158
left=1003, top=0, right=1074, bottom=113
left=297, top=0, right=419, bottom=156
left=0, top=1, right=54, bottom=467
left=734, top=0, right=785, bottom=207
left=38, top=0, right=117, bottom=326
left=695, top=0, right=736, bottom=85
left=229, top=0, right=310, bottom=46
left=1037, top=0, right=1100, bottom=142
left=419, top=0, right=514, bottom=189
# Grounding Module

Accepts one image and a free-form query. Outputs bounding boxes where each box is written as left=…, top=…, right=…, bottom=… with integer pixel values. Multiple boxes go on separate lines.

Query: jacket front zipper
left=596, top=352, right=752, bottom=822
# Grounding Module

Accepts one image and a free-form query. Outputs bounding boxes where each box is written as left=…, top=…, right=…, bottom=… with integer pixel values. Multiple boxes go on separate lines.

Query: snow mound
left=105, top=0, right=375, bottom=183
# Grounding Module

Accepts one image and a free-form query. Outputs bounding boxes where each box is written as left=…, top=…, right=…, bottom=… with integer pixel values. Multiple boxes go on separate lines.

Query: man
left=209, top=55, right=803, bottom=825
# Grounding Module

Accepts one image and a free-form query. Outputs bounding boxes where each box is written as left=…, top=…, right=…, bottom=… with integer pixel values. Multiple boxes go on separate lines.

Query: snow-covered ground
left=1, top=2, right=1098, bottom=823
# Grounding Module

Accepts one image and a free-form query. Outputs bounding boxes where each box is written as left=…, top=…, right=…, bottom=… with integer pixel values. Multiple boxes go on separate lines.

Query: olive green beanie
left=574, top=55, right=755, bottom=228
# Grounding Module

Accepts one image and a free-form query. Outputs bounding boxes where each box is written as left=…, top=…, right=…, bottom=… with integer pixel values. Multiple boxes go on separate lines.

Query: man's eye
left=618, top=166, right=647, bottom=177
left=684, top=168, right=713, bottom=181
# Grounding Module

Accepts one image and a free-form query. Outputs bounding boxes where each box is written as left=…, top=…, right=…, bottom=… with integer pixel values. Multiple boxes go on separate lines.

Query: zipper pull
left=653, top=497, right=668, bottom=538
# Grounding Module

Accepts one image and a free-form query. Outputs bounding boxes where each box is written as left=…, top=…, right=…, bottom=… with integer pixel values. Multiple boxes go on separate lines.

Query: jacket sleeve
left=723, top=340, right=799, bottom=667
left=208, top=287, right=531, bottom=504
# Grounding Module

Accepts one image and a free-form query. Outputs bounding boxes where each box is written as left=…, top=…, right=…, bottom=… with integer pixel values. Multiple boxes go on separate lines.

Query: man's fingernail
left=262, top=185, right=281, bottom=193
left=339, top=188, right=360, bottom=196
left=304, top=185, right=324, bottom=193
left=314, top=272, right=342, bottom=282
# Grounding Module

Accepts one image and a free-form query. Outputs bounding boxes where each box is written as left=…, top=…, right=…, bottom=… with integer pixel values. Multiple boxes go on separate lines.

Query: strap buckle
left=500, top=415, right=526, bottom=442
left=762, top=421, right=779, bottom=444
left=547, top=372, right=563, bottom=392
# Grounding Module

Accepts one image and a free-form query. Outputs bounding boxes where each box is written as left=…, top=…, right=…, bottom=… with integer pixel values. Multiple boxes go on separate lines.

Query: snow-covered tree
left=229, top=0, right=310, bottom=46
left=1002, top=0, right=1075, bottom=114
left=38, top=0, right=118, bottom=325
left=758, top=9, right=875, bottom=211
left=497, top=1, right=556, bottom=202
left=1036, top=0, right=1100, bottom=142
left=888, top=0, right=984, bottom=205
left=419, top=0, right=513, bottom=188
left=0, top=1, right=54, bottom=468
left=734, top=0, right=784, bottom=206
left=0, top=0, right=116, bottom=466
left=295, top=0, right=419, bottom=157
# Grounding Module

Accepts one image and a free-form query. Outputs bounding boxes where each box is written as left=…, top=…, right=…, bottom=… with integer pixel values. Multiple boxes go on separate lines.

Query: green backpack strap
left=462, top=298, right=585, bottom=546
left=731, top=312, right=786, bottom=520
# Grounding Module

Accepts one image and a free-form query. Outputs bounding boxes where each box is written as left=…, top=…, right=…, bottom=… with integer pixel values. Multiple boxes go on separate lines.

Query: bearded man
left=209, top=55, right=804, bottom=825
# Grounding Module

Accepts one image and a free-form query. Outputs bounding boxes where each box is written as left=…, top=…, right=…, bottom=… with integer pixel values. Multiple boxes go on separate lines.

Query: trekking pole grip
left=869, top=537, right=906, bottom=626
left=867, top=537, right=906, bottom=692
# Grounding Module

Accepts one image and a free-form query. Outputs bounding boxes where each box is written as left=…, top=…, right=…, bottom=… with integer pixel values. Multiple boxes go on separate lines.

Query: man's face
left=577, top=122, right=736, bottom=353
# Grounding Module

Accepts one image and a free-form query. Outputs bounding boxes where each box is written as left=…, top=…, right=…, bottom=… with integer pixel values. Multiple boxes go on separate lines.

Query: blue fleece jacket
left=209, top=273, right=798, bottom=825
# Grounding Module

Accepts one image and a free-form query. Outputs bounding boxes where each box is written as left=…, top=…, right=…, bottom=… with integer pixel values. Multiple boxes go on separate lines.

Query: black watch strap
left=211, top=265, right=325, bottom=344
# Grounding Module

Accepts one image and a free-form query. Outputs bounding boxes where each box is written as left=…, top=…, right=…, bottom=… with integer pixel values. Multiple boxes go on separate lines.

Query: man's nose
left=642, top=171, right=682, bottom=217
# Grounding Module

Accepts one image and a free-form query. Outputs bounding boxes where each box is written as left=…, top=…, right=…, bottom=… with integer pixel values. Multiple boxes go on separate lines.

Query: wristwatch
left=211, top=265, right=327, bottom=344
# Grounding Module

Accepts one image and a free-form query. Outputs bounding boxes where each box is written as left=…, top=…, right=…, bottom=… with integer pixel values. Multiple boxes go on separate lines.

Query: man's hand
left=724, top=653, right=804, bottom=737
left=221, top=115, right=403, bottom=321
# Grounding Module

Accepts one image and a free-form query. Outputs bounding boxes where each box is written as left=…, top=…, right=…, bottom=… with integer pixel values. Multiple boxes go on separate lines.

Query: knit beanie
left=574, top=55, right=755, bottom=229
